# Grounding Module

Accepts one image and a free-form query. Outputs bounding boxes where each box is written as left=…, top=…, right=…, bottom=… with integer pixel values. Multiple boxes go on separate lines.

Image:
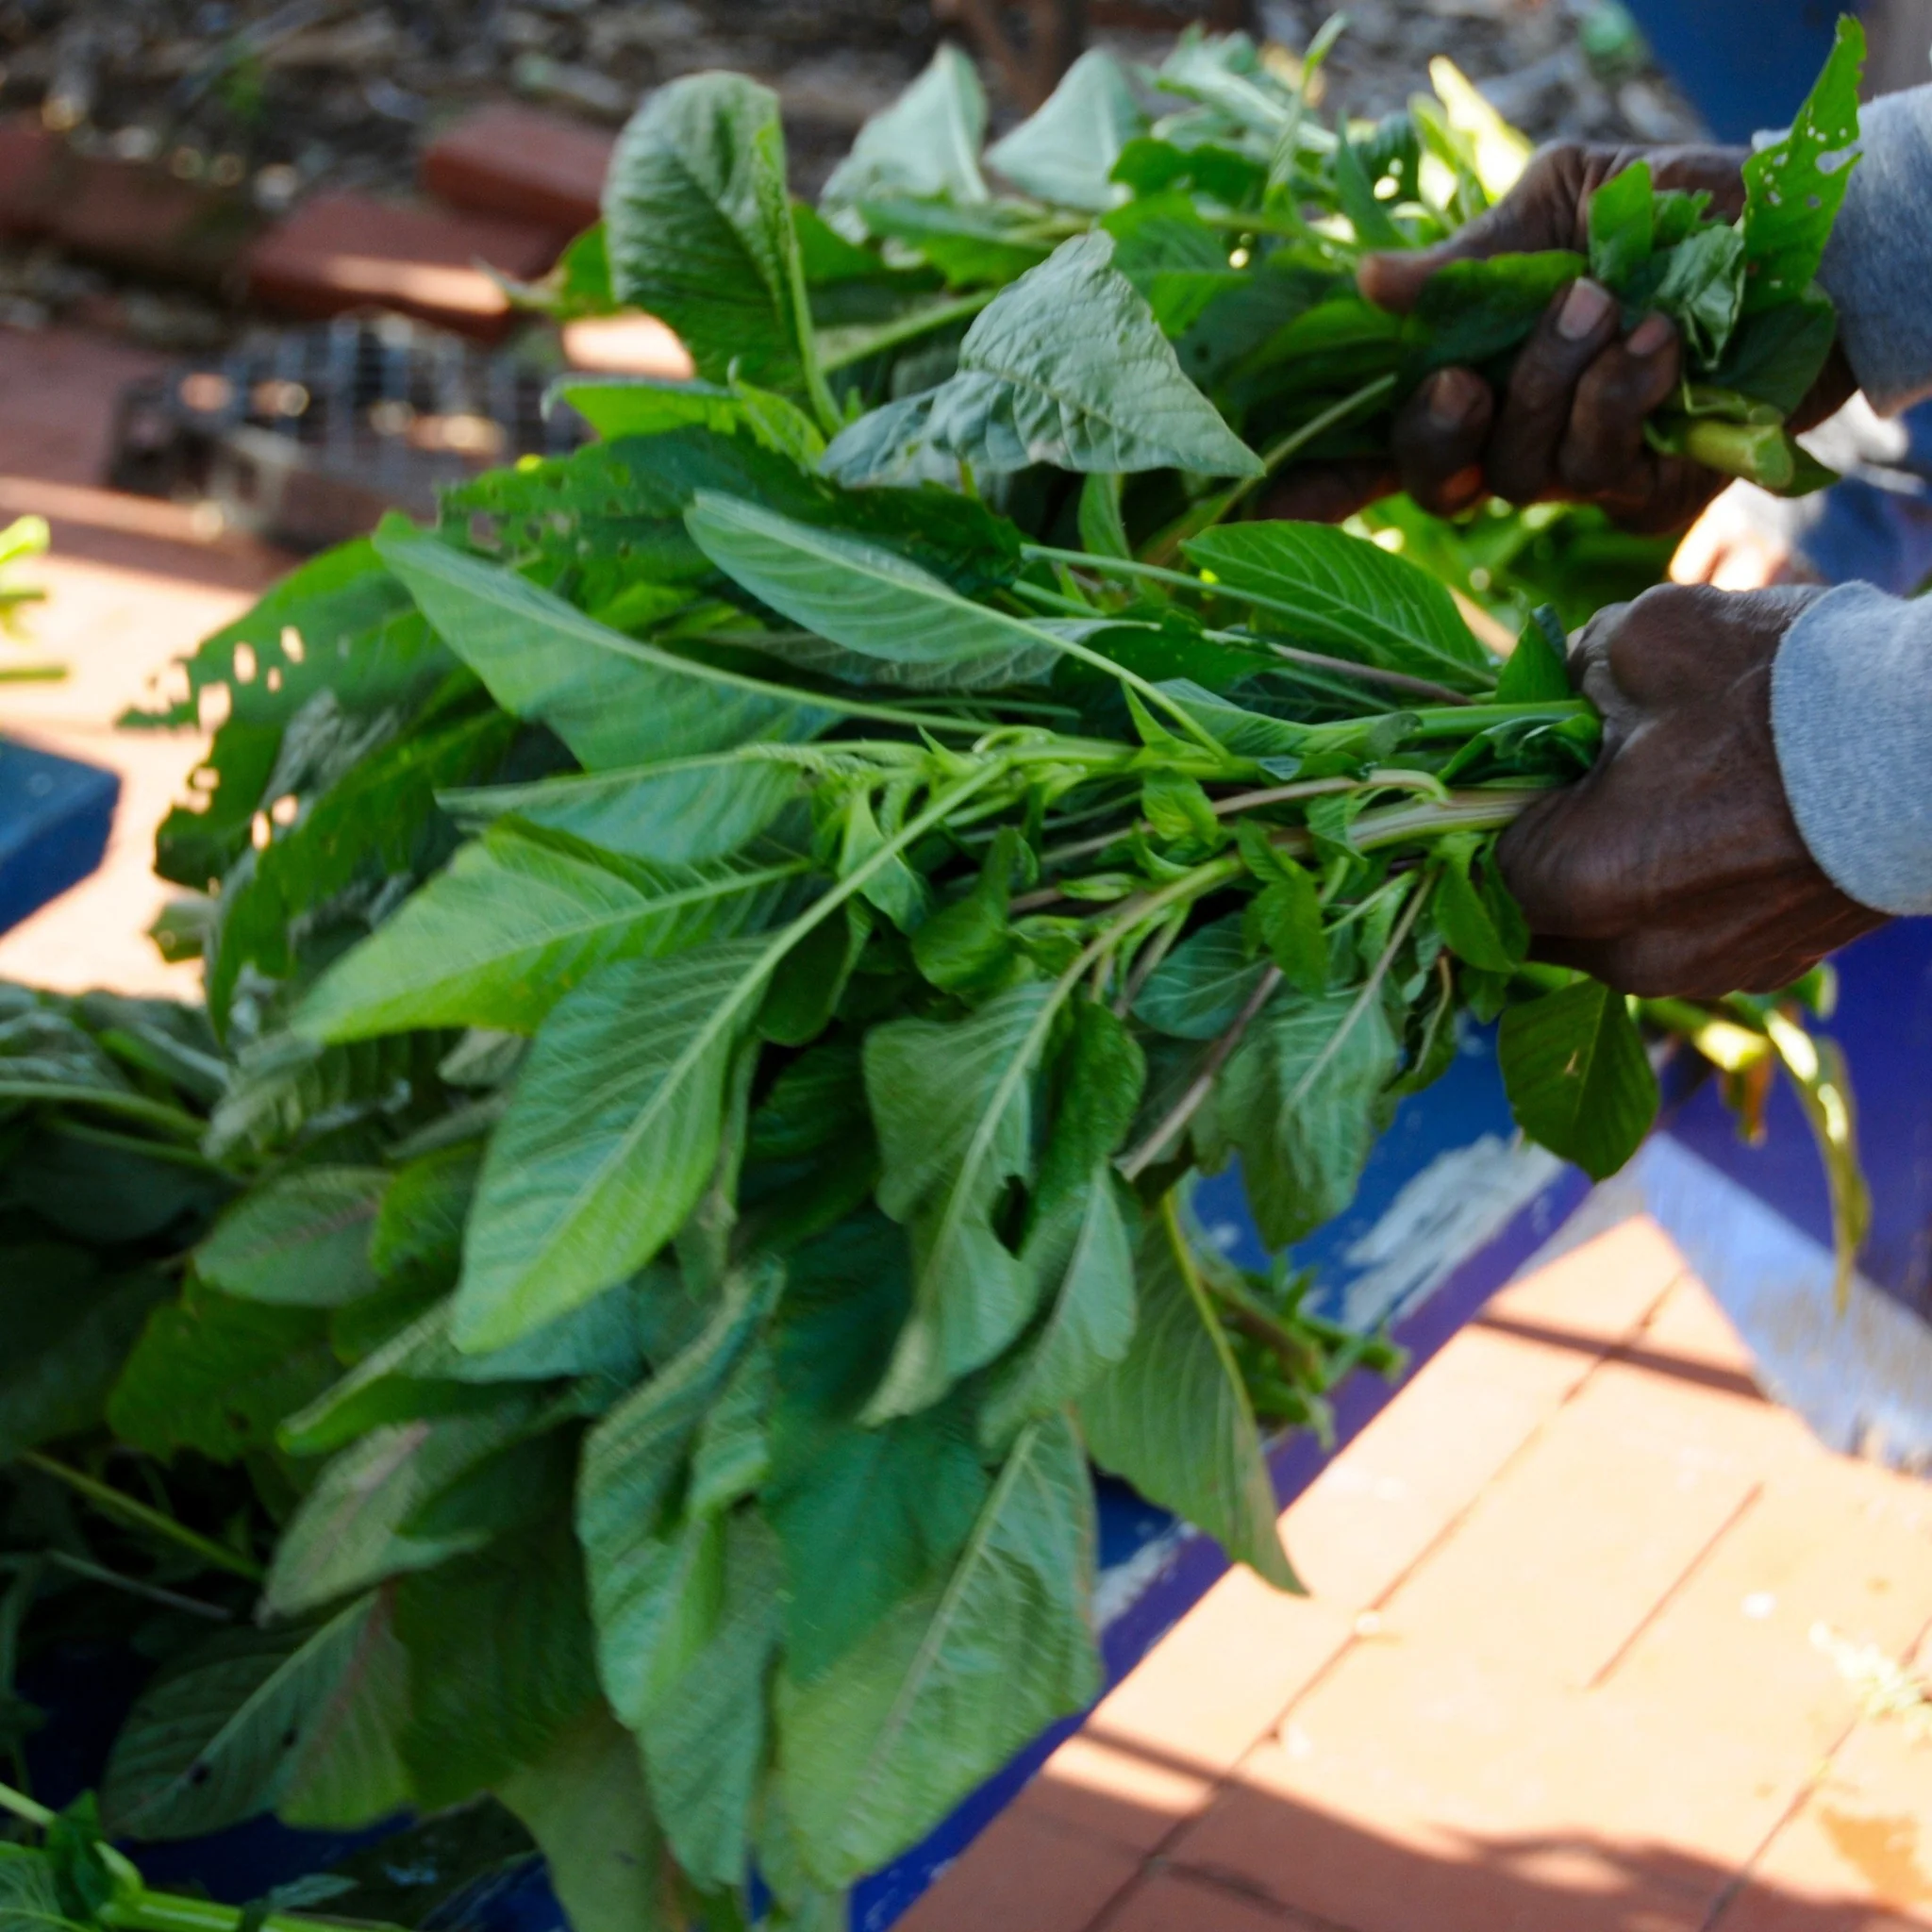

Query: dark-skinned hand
left=1494, top=583, right=1888, bottom=998
left=1263, top=143, right=1857, bottom=534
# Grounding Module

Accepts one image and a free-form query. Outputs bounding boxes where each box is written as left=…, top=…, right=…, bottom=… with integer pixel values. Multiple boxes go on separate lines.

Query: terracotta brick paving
left=2, top=325, right=1927, bottom=1932
left=907, top=1219, right=1932, bottom=1932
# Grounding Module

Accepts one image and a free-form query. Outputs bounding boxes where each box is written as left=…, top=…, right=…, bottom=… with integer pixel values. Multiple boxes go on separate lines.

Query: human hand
left=1263, top=143, right=1855, bottom=532
left=1669, top=482, right=1822, bottom=591
left=1495, top=583, right=1887, bottom=997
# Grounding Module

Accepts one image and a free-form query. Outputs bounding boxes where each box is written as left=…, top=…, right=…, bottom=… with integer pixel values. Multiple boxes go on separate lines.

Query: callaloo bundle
left=0, top=23, right=1867, bottom=1932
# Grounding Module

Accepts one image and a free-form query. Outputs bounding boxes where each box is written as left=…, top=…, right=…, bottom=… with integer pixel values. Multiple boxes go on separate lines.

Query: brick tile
left=43, top=154, right=262, bottom=286
left=894, top=1806, right=1141, bottom=1932
left=1369, top=1350, right=1766, bottom=1691
left=1172, top=1652, right=1765, bottom=1932
left=1105, top=1868, right=1314, bottom=1931
left=1283, top=1219, right=1688, bottom=1610
left=1027, top=1572, right=1354, bottom=1852
left=422, top=103, right=613, bottom=234
left=0, top=116, right=57, bottom=236
left=242, top=194, right=564, bottom=337
left=1717, top=1626, right=1932, bottom=1931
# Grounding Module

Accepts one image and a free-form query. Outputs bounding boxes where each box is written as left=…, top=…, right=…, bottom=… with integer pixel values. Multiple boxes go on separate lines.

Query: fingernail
left=1427, top=367, right=1480, bottom=429
left=1627, top=311, right=1674, bottom=357
left=1557, top=277, right=1615, bottom=341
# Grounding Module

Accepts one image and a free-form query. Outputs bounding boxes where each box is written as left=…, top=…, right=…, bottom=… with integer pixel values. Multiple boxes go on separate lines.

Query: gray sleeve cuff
left=1819, top=86, right=1932, bottom=416
left=1773, top=581, right=1932, bottom=915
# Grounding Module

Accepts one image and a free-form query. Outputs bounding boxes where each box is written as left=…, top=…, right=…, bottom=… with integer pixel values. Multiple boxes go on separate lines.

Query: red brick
left=1106, top=1868, right=1314, bottom=1931
left=894, top=1806, right=1141, bottom=1932
left=241, top=193, right=564, bottom=338
left=1026, top=1570, right=1354, bottom=1853
left=0, top=116, right=57, bottom=237
left=44, top=154, right=262, bottom=286
left=422, top=103, right=613, bottom=235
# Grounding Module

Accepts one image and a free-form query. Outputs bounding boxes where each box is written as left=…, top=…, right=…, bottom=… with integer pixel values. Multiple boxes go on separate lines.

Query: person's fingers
left=1495, top=779, right=1634, bottom=939
left=1484, top=278, right=1623, bottom=503
left=1557, top=311, right=1681, bottom=500
left=1358, top=173, right=1572, bottom=313
left=1390, top=368, right=1494, bottom=515
left=1257, top=458, right=1400, bottom=525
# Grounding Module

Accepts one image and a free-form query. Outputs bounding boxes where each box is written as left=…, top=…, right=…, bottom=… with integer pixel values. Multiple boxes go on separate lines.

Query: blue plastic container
left=0, top=736, right=118, bottom=938
left=1619, top=0, right=1848, bottom=142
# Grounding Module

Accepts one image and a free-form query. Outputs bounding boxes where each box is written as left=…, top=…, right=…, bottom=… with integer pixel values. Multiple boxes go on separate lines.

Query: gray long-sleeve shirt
left=1775, top=86, right=1932, bottom=914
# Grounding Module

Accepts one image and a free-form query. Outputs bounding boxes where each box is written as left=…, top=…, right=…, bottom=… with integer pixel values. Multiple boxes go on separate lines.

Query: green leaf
left=300, top=825, right=800, bottom=1042
left=1495, top=608, right=1572, bottom=703
left=108, top=1287, right=337, bottom=1463
left=1183, top=523, right=1494, bottom=690
left=370, top=1142, right=480, bottom=1283
left=497, top=1706, right=675, bottom=1932
left=604, top=74, right=811, bottom=390
left=863, top=981, right=1061, bottom=1419
left=393, top=1522, right=600, bottom=1807
left=101, top=1593, right=409, bottom=1841
left=1498, top=979, right=1658, bottom=1180
left=821, top=46, right=989, bottom=215
left=854, top=198, right=1052, bottom=289
left=637, top=1509, right=782, bottom=1890
left=1077, top=472, right=1132, bottom=562
left=265, top=1397, right=539, bottom=1616
left=687, top=494, right=1062, bottom=691
left=1411, top=251, right=1587, bottom=373
left=548, top=375, right=744, bottom=443
left=1741, top=16, right=1865, bottom=315
left=985, top=50, right=1141, bottom=211
left=981, top=1004, right=1143, bottom=1445
left=1433, top=838, right=1529, bottom=974
left=0, top=1852, right=62, bottom=1932
left=687, top=1340, right=774, bottom=1516
left=827, top=233, right=1263, bottom=480
left=375, top=525, right=835, bottom=771
left=1079, top=1208, right=1296, bottom=1589
left=1587, top=159, right=1654, bottom=289
left=455, top=939, right=780, bottom=1352
left=1248, top=867, right=1329, bottom=999
left=1201, top=986, right=1401, bottom=1248
left=0, top=1248, right=168, bottom=1458
left=1134, top=914, right=1273, bottom=1041
left=1713, top=290, right=1840, bottom=415
left=576, top=1265, right=777, bottom=1727
left=443, top=753, right=807, bottom=866
left=1652, top=222, right=1747, bottom=364
left=195, top=1168, right=388, bottom=1307
left=776, top=1413, right=1099, bottom=1888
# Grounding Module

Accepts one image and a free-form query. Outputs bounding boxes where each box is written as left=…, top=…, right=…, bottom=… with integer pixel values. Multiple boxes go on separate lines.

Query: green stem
left=816, top=290, right=999, bottom=374
left=0, top=1084, right=208, bottom=1141
left=0, top=1780, right=52, bottom=1829
left=1400, top=700, right=1591, bottom=738
left=38, top=1551, right=233, bottom=1621
left=17, top=1454, right=266, bottom=1584
left=0, top=664, right=64, bottom=683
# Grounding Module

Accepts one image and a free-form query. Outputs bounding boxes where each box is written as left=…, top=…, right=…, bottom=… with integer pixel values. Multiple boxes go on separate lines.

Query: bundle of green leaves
left=0, top=26, right=1866, bottom=1932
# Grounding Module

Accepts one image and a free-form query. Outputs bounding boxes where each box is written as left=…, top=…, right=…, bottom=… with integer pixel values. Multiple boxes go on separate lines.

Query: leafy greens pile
left=0, top=21, right=1870, bottom=1932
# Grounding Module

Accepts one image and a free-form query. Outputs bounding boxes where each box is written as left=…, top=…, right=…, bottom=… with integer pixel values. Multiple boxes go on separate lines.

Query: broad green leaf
left=455, top=940, right=780, bottom=1351
left=604, top=74, right=811, bottom=389
left=822, top=46, right=989, bottom=215
left=638, top=1510, right=783, bottom=1890
left=370, top=1142, right=479, bottom=1283
left=1183, top=524, right=1494, bottom=690
left=1411, top=251, right=1586, bottom=372
left=1433, top=838, right=1529, bottom=975
left=1587, top=159, right=1654, bottom=290
left=776, top=1414, right=1099, bottom=1887
left=985, top=50, right=1142, bottom=211
left=0, top=1853, right=62, bottom=1932
left=982, top=1003, right=1142, bottom=1445
left=854, top=197, right=1053, bottom=289
left=108, top=1287, right=337, bottom=1464
left=576, top=1266, right=777, bottom=1728
left=863, top=981, right=1059, bottom=1418
left=865, top=233, right=1262, bottom=478
left=1495, top=608, right=1572, bottom=703
left=0, top=1248, right=168, bottom=1459
left=375, top=526, right=835, bottom=771
left=265, top=1397, right=538, bottom=1617
left=1080, top=1211, right=1296, bottom=1589
left=300, top=825, right=801, bottom=1042
left=443, top=753, right=806, bottom=865
left=1201, top=987, right=1401, bottom=1248
left=1741, top=16, right=1864, bottom=315
left=101, top=1594, right=409, bottom=1840
left=497, top=1705, right=675, bottom=1932
left=687, top=495, right=1062, bottom=691
left=393, top=1522, right=600, bottom=1807
left=687, top=1341, right=774, bottom=1516
left=280, top=1277, right=647, bottom=1458
left=1498, top=979, right=1658, bottom=1180
left=547, top=375, right=743, bottom=442
left=1134, top=914, right=1273, bottom=1041
left=1652, top=222, right=1747, bottom=363
left=1714, top=291, right=1840, bottom=415
left=195, top=1168, right=388, bottom=1307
